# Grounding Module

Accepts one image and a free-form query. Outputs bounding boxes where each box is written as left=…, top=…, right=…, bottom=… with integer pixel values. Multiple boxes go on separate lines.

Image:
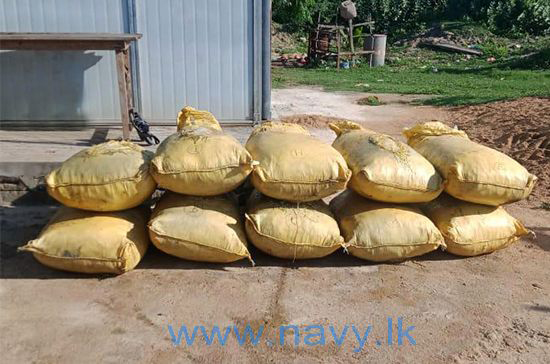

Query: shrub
left=487, top=0, right=550, bottom=36
left=272, top=0, right=550, bottom=37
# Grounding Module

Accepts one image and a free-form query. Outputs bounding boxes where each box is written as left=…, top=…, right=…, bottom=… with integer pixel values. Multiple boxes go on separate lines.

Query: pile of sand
left=451, top=97, right=550, bottom=206
left=279, top=114, right=352, bottom=128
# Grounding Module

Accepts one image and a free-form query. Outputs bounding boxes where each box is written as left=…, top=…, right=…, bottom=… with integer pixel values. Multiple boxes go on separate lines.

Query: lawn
left=273, top=40, right=550, bottom=106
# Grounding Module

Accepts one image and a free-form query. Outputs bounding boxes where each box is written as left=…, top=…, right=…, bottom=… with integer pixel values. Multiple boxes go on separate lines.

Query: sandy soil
left=271, top=87, right=450, bottom=138
left=451, top=97, right=550, bottom=207
left=1, top=88, right=549, bottom=364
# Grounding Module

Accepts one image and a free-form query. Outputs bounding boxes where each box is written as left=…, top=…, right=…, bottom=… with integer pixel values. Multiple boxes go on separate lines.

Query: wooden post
left=115, top=46, right=132, bottom=140
left=336, top=30, right=341, bottom=69
left=348, top=19, right=354, bottom=66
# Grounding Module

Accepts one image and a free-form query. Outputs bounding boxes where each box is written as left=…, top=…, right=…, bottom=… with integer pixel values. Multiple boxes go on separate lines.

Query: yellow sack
left=330, top=121, right=443, bottom=203
left=330, top=190, right=445, bottom=262
left=19, top=207, right=149, bottom=274
left=246, top=122, right=351, bottom=202
left=46, top=141, right=156, bottom=211
left=245, top=191, right=343, bottom=259
left=176, top=106, right=222, bottom=131
left=148, top=192, right=252, bottom=263
left=420, top=194, right=529, bottom=256
left=403, top=122, right=537, bottom=206
left=151, top=127, right=255, bottom=196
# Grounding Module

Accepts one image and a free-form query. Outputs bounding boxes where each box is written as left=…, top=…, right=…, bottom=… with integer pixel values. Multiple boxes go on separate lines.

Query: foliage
left=272, top=0, right=550, bottom=37
left=480, top=39, right=510, bottom=58
left=487, top=0, right=550, bottom=36
left=272, top=0, right=318, bottom=32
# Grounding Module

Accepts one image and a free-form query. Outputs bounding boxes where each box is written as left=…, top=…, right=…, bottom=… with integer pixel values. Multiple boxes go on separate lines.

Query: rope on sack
left=292, top=201, right=301, bottom=262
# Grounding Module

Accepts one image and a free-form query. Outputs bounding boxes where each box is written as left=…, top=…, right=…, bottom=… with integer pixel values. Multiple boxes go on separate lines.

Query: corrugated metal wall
left=0, top=0, right=126, bottom=121
left=0, top=0, right=267, bottom=124
left=135, top=0, right=255, bottom=122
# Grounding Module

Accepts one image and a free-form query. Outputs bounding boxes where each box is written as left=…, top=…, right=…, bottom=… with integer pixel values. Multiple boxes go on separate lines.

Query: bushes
left=272, top=0, right=318, bottom=32
left=272, top=0, right=550, bottom=37
left=273, top=0, right=449, bottom=37
left=487, top=0, right=550, bottom=36
left=356, top=0, right=449, bottom=38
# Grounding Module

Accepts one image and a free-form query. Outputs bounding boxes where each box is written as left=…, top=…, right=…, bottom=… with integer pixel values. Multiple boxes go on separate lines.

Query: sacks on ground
left=403, top=122, right=537, bottom=206
left=245, top=191, right=343, bottom=259
left=420, top=194, right=529, bottom=256
left=148, top=192, right=251, bottom=263
left=19, top=207, right=149, bottom=274
left=46, top=141, right=156, bottom=211
left=245, top=122, right=351, bottom=202
left=151, top=107, right=255, bottom=196
left=330, top=190, right=445, bottom=262
left=330, top=121, right=443, bottom=203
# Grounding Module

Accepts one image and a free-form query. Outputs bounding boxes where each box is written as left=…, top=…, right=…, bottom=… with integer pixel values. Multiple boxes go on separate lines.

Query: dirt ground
left=1, top=88, right=549, bottom=363
left=271, top=87, right=451, bottom=138
left=451, top=97, right=550, bottom=207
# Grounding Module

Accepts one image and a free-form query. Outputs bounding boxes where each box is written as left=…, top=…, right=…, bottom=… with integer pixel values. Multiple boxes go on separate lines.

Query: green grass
left=273, top=64, right=549, bottom=106
left=273, top=32, right=550, bottom=106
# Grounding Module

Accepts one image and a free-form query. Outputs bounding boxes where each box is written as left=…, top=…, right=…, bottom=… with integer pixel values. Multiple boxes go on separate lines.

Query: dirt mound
left=279, top=114, right=352, bottom=128
left=272, top=22, right=299, bottom=56
left=357, top=96, right=382, bottom=106
left=451, top=97, right=550, bottom=206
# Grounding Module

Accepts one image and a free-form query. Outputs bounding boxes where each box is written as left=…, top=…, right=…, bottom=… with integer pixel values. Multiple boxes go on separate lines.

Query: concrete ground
left=1, top=88, right=549, bottom=363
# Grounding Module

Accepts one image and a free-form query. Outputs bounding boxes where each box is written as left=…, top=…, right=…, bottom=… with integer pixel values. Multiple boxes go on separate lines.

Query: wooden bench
left=0, top=32, right=142, bottom=140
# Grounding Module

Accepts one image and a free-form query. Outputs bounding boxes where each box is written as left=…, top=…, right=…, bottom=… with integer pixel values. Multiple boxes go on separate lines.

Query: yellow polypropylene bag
left=148, top=192, right=252, bottom=263
left=330, top=190, right=445, bottom=262
left=330, top=121, right=443, bottom=203
left=177, top=106, right=222, bottom=131
left=420, top=194, right=529, bottom=256
left=151, top=124, right=255, bottom=196
left=46, top=141, right=156, bottom=211
left=403, top=122, right=537, bottom=206
left=245, top=191, right=343, bottom=259
left=19, top=207, right=149, bottom=274
left=246, top=122, right=351, bottom=202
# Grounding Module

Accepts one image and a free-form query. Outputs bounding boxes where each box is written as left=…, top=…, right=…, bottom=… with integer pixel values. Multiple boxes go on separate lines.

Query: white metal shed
left=0, top=0, right=271, bottom=125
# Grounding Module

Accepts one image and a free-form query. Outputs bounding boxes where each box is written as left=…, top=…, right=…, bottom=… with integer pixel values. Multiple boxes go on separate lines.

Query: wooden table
left=0, top=32, right=142, bottom=139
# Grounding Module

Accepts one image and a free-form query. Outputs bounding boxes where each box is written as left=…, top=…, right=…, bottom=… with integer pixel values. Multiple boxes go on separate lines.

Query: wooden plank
left=0, top=32, right=141, bottom=41
left=353, top=21, right=375, bottom=27
left=338, top=51, right=375, bottom=55
left=336, top=30, right=341, bottom=69
left=348, top=19, right=354, bottom=66
left=115, top=48, right=132, bottom=140
left=0, top=39, right=129, bottom=50
left=419, top=41, right=483, bottom=56
left=317, top=25, right=345, bottom=30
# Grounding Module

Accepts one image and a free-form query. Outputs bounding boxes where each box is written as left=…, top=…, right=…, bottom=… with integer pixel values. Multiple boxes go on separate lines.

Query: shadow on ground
left=527, top=225, right=550, bottom=252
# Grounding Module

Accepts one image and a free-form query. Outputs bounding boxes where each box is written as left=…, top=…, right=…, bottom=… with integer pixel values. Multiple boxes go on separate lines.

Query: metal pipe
left=261, top=0, right=272, bottom=120
left=125, top=0, right=141, bottom=113
left=253, top=0, right=263, bottom=124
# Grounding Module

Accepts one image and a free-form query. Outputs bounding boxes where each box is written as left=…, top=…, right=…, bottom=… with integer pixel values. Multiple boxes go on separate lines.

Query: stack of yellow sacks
left=19, top=141, right=156, bottom=274
left=403, top=122, right=536, bottom=256
left=147, top=107, right=255, bottom=264
left=328, top=121, right=447, bottom=262
left=244, top=122, right=351, bottom=260
left=329, top=121, right=536, bottom=261
left=19, top=109, right=537, bottom=273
